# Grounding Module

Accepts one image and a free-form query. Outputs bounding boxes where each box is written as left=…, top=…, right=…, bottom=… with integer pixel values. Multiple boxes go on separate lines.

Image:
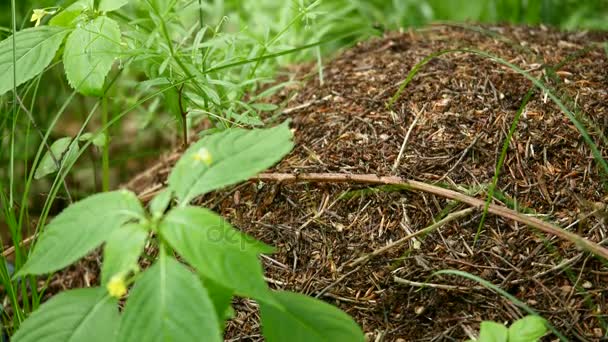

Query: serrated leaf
left=0, top=26, right=69, bottom=97
left=63, top=16, right=121, bottom=96
left=18, top=190, right=145, bottom=276
left=101, top=223, right=148, bottom=285
left=479, top=321, right=508, bottom=342
left=168, top=122, right=293, bottom=204
left=34, top=137, right=80, bottom=180
left=99, top=0, right=129, bottom=12
left=508, top=316, right=547, bottom=342
left=259, top=291, right=365, bottom=342
left=49, top=0, right=92, bottom=27
left=160, top=206, right=276, bottom=303
left=13, top=287, right=118, bottom=342
left=117, top=257, right=222, bottom=342
left=49, top=10, right=83, bottom=28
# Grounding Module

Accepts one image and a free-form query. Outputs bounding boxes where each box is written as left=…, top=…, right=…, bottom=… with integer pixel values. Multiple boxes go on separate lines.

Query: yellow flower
left=30, top=9, right=56, bottom=27
left=106, top=275, right=127, bottom=298
left=192, top=147, right=213, bottom=166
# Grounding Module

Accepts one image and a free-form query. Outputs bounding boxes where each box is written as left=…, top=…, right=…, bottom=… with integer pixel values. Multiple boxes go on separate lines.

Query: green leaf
left=259, top=291, right=365, bottom=342
left=49, top=0, right=93, bottom=27
left=168, top=122, right=294, bottom=204
left=79, top=132, right=108, bottom=147
left=99, top=0, right=130, bottom=12
left=0, top=26, right=70, bottom=96
left=252, top=103, right=278, bottom=111
left=18, top=190, right=144, bottom=276
left=117, top=256, right=222, bottom=342
left=63, top=16, right=121, bottom=96
left=49, top=10, right=83, bottom=28
left=160, top=206, right=276, bottom=303
left=479, top=321, right=509, bottom=342
left=13, top=287, right=119, bottom=342
left=101, top=223, right=148, bottom=285
left=508, top=316, right=547, bottom=342
left=201, top=276, right=235, bottom=328
left=34, top=137, right=80, bottom=180
left=149, top=188, right=172, bottom=217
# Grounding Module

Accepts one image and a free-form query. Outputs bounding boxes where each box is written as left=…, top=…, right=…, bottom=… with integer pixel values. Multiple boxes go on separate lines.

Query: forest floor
left=54, top=24, right=608, bottom=340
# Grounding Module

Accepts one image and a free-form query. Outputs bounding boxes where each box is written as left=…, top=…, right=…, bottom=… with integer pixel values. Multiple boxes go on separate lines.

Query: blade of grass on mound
left=433, top=269, right=567, bottom=341
left=387, top=48, right=608, bottom=187
left=474, top=88, right=535, bottom=245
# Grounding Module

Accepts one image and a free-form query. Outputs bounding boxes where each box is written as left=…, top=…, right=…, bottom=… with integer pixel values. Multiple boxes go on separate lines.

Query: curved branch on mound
left=254, top=172, right=608, bottom=260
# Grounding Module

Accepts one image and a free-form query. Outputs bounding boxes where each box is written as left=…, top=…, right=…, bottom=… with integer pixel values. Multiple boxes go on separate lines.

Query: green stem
left=9, top=0, right=17, bottom=208
left=102, top=96, right=110, bottom=192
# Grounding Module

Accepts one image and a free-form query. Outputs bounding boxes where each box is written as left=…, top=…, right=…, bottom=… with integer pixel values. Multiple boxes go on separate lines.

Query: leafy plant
left=470, top=315, right=547, bottom=342
left=12, top=122, right=365, bottom=341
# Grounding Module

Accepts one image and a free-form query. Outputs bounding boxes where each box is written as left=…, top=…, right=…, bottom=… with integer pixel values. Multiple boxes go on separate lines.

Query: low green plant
left=471, top=315, right=547, bottom=342
left=12, top=122, right=365, bottom=341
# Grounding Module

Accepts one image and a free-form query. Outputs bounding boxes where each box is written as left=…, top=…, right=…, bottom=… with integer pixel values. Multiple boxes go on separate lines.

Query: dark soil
left=42, top=24, right=608, bottom=340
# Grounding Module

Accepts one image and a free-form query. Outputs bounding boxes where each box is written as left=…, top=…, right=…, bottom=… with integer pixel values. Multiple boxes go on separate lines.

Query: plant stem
left=102, top=96, right=110, bottom=192
left=9, top=0, right=17, bottom=208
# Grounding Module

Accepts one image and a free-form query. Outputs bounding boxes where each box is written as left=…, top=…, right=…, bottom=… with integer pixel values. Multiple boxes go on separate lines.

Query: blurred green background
left=2, top=0, right=608, bottom=35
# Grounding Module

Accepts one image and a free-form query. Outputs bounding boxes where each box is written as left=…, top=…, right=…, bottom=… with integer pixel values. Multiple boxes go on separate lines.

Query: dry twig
left=255, top=172, right=608, bottom=260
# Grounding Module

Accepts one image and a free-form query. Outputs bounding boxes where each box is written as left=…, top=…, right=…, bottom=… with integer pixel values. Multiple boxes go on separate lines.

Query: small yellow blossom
left=107, top=274, right=127, bottom=298
left=192, top=147, right=213, bottom=166
left=30, top=9, right=56, bottom=27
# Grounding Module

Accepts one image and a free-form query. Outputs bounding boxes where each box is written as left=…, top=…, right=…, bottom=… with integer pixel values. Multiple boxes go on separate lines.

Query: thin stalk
left=102, top=96, right=110, bottom=192
left=198, top=0, right=203, bottom=29
left=9, top=0, right=17, bottom=207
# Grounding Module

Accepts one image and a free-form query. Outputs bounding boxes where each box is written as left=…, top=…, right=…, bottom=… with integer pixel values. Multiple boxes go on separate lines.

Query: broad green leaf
left=0, top=26, right=69, bottom=96
left=201, top=276, right=235, bottom=328
left=479, top=321, right=508, bottom=342
left=13, top=287, right=118, bottom=342
left=149, top=188, right=172, bottom=217
left=117, top=257, right=222, bottom=342
left=78, top=132, right=107, bottom=147
left=101, top=223, right=148, bottom=285
left=168, top=122, right=294, bottom=204
left=160, top=206, right=276, bottom=304
left=508, top=316, right=547, bottom=342
left=34, top=137, right=80, bottom=179
left=18, top=190, right=144, bottom=276
left=49, top=10, right=83, bottom=27
left=63, top=16, right=121, bottom=96
left=99, top=0, right=130, bottom=12
left=259, top=291, right=365, bottom=342
left=49, top=0, right=93, bottom=27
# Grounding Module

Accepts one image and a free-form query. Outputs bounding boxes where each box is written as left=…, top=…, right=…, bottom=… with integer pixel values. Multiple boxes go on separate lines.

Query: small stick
left=314, top=266, right=362, bottom=299
left=436, top=134, right=481, bottom=182
left=282, top=95, right=332, bottom=115
left=348, top=208, right=475, bottom=268
left=393, top=276, right=484, bottom=291
left=177, top=84, right=188, bottom=147
left=392, top=104, right=423, bottom=173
